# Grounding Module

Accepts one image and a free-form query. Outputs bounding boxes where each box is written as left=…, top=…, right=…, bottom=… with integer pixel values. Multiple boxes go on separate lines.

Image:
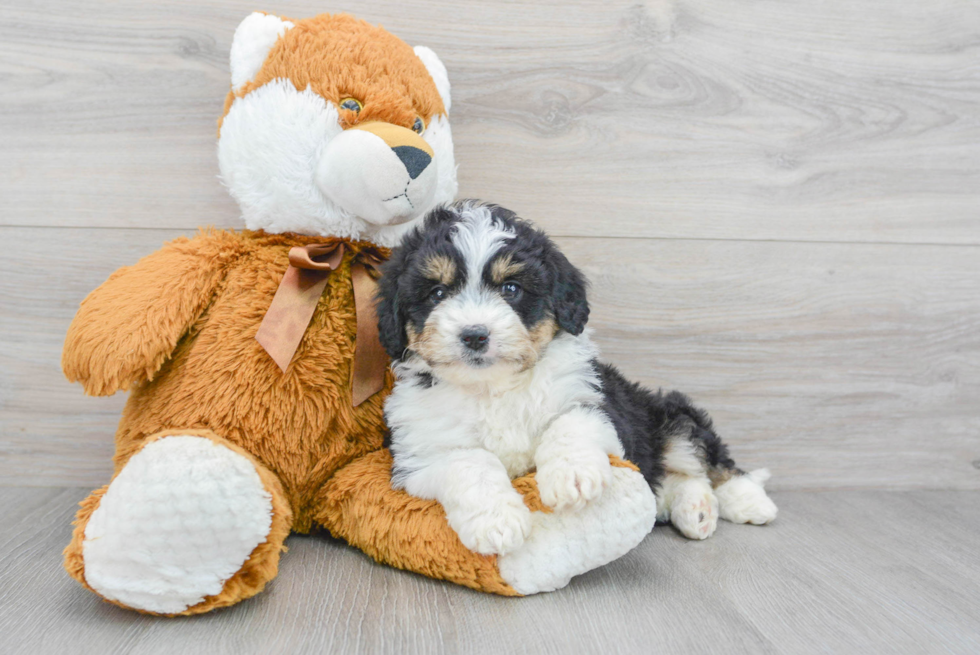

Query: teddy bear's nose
left=392, top=146, right=431, bottom=180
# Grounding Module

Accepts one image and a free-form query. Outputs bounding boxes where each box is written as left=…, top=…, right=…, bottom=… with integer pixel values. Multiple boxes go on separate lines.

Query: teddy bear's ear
left=414, top=46, right=451, bottom=113
left=230, top=12, right=295, bottom=92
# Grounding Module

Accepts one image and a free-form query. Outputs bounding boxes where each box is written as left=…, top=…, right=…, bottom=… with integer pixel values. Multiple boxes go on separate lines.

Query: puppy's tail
left=689, top=424, right=766, bottom=485
left=678, top=410, right=741, bottom=487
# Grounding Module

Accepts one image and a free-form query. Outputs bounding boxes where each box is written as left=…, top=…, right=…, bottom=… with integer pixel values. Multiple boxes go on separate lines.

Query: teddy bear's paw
left=669, top=486, right=719, bottom=540
left=451, top=496, right=532, bottom=556
left=81, top=435, right=274, bottom=614
left=496, top=462, right=658, bottom=595
left=715, top=469, right=778, bottom=525
left=537, top=451, right=612, bottom=512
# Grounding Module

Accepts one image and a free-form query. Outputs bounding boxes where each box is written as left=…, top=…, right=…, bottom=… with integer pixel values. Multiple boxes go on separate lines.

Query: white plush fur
left=82, top=436, right=273, bottom=614
left=497, top=464, right=657, bottom=595
left=218, top=27, right=457, bottom=248
left=218, top=80, right=351, bottom=237
left=715, top=468, right=779, bottom=525
left=315, top=127, right=439, bottom=227
left=414, top=46, right=451, bottom=112
left=230, top=13, right=294, bottom=92
left=420, top=114, right=458, bottom=216
left=364, top=113, right=458, bottom=247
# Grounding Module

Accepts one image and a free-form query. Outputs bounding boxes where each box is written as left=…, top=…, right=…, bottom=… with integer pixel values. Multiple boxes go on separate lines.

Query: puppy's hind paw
left=451, top=498, right=532, bottom=556
left=716, top=469, right=778, bottom=525
left=537, top=454, right=612, bottom=512
left=670, top=490, right=719, bottom=540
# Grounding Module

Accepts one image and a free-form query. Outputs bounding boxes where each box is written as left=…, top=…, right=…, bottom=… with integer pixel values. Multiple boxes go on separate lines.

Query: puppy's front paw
left=537, top=453, right=612, bottom=511
left=451, top=497, right=532, bottom=556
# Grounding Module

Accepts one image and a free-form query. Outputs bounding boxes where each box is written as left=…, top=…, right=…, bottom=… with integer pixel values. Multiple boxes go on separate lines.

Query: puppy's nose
left=460, top=326, right=490, bottom=352
left=392, top=146, right=431, bottom=180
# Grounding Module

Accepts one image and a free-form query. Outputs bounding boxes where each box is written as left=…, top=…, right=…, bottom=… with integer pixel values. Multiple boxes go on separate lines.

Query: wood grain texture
left=0, top=0, right=978, bottom=243
left=1, top=487, right=978, bottom=654
left=2, top=227, right=978, bottom=489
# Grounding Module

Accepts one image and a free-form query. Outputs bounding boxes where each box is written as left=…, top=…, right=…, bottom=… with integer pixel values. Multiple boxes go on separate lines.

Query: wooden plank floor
left=1, top=488, right=978, bottom=655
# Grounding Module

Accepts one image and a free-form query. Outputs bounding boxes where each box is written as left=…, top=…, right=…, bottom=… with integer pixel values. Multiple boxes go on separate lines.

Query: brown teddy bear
left=61, top=12, right=658, bottom=616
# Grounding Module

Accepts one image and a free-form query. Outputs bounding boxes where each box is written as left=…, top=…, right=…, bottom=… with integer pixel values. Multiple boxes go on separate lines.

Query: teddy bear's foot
left=496, top=458, right=658, bottom=595
left=65, top=430, right=292, bottom=615
left=318, top=451, right=655, bottom=597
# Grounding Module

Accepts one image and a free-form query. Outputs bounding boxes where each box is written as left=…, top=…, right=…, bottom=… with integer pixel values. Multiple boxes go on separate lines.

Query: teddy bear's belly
left=113, top=260, right=389, bottom=528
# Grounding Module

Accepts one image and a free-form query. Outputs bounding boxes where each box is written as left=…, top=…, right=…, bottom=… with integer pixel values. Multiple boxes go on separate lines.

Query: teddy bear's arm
left=62, top=231, right=243, bottom=396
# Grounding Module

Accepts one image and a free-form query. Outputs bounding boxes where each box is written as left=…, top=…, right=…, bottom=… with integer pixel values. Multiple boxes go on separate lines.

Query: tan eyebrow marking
left=422, top=254, right=456, bottom=285
left=490, top=254, right=524, bottom=284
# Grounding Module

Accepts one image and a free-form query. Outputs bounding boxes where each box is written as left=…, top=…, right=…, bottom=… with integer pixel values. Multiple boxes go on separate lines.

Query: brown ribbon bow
left=255, top=242, right=389, bottom=407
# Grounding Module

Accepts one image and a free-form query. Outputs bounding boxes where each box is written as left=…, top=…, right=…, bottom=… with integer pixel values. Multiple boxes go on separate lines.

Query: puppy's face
left=377, top=202, right=589, bottom=383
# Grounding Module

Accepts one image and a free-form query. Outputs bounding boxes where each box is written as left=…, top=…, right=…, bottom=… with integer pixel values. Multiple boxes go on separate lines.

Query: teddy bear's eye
left=340, top=98, right=363, bottom=112
left=412, top=116, right=425, bottom=135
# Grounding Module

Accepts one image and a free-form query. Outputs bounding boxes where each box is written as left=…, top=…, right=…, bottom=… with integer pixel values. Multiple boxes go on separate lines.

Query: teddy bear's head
left=217, top=13, right=456, bottom=247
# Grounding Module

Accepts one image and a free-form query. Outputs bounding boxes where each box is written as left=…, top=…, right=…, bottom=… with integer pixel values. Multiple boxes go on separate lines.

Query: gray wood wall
left=2, top=0, right=978, bottom=490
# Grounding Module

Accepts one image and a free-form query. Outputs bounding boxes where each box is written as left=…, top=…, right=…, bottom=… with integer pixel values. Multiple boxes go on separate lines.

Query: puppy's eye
left=340, top=98, right=363, bottom=112
left=412, top=116, right=425, bottom=134
left=429, top=286, right=447, bottom=303
left=500, top=281, right=522, bottom=300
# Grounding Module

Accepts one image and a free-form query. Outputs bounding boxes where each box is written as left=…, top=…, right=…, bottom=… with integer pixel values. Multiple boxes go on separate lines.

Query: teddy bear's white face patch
left=219, top=78, right=457, bottom=247
left=314, top=122, right=440, bottom=228
left=218, top=78, right=361, bottom=238
left=422, top=114, right=458, bottom=217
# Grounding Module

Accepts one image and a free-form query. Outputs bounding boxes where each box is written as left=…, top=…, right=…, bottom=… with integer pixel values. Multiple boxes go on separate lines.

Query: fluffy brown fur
left=63, top=230, right=391, bottom=530
left=316, top=449, right=519, bottom=596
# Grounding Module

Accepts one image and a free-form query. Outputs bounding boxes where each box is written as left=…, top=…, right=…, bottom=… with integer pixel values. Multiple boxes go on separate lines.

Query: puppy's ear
left=376, top=246, right=412, bottom=361
left=549, top=247, right=590, bottom=335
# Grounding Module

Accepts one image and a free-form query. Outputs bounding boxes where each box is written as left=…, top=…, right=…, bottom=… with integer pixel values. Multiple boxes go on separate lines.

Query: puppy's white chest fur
left=386, top=332, right=605, bottom=481
left=468, top=382, right=550, bottom=477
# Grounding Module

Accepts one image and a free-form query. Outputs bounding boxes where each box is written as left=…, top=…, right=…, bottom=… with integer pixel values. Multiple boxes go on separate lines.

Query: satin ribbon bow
left=255, top=241, right=389, bottom=407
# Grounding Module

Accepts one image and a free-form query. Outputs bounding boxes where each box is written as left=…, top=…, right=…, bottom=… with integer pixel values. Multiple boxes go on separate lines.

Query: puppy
left=376, top=201, right=777, bottom=555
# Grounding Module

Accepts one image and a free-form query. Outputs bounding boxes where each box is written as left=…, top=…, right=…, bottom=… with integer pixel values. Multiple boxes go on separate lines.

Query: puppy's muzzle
left=460, top=325, right=490, bottom=353
left=315, top=121, right=437, bottom=226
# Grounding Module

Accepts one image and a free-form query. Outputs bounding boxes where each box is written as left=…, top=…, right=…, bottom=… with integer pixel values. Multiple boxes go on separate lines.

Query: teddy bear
left=61, top=12, right=658, bottom=616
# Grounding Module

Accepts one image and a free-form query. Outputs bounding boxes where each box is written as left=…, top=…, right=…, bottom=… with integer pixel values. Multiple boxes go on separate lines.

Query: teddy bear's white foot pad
left=497, top=465, right=657, bottom=595
left=82, top=436, right=274, bottom=614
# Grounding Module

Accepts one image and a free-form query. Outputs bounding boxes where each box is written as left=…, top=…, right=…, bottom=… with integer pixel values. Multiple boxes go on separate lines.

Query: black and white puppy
left=377, top=201, right=777, bottom=556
